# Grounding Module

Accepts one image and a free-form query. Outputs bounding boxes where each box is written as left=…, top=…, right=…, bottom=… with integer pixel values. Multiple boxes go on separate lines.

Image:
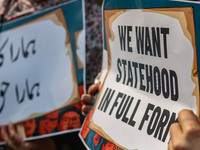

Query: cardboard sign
left=80, top=1, right=200, bottom=150
left=0, top=0, right=85, bottom=142
left=0, top=9, right=78, bottom=125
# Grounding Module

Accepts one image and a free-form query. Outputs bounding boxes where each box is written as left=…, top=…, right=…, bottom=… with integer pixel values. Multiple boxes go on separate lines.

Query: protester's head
left=24, top=118, right=37, bottom=137
left=101, top=141, right=118, bottom=150
left=57, top=106, right=84, bottom=131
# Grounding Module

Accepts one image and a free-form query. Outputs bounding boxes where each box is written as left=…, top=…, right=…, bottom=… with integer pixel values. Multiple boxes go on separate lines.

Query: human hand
left=168, top=109, right=200, bottom=150
left=1, top=122, right=27, bottom=150
left=81, top=83, right=100, bottom=115
left=1, top=122, right=57, bottom=150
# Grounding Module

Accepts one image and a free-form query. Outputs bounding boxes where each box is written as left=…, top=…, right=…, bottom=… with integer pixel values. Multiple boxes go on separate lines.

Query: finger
left=8, top=122, right=16, bottom=140
left=8, top=123, right=24, bottom=148
left=170, top=123, right=182, bottom=146
left=178, top=109, right=200, bottom=131
left=1, top=125, right=9, bottom=141
left=1, top=125, right=17, bottom=150
left=178, top=109, right=199, bottom=124
left=81, top=94, right=95, bottom=105
left=168, top=139, right=173, bottom=150
left=88, top=84, right=99, bottom=95
left=82, top=105, right=92, bottom=115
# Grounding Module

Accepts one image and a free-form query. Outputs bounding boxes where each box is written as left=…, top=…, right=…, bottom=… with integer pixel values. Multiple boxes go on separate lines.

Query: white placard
left=92, top=9, right=197, bottom=150
left=0, top=20, right=74, bottom=125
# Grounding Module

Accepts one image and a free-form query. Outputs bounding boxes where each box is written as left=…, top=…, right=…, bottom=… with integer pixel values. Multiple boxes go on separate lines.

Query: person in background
left=85, top=0, right=103, bottom=89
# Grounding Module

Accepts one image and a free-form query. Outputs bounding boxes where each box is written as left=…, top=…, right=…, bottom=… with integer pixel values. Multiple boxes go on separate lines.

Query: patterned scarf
left=0, top=0, right=68, bottom=22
